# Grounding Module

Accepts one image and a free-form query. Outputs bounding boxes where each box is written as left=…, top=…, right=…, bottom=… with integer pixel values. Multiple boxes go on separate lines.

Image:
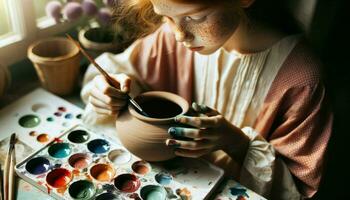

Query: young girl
left=80, top=0, right=333, bottom=199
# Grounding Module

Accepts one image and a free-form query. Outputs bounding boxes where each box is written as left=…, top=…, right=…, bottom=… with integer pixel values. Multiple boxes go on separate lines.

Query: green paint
left=46, top=117, right=54, bottom=122
left=141, top=185, right=167, bottom=200
left=48, top=143, right=71, bottom=158
left=69, top=180, right=95, bottom=199
left=19, top=115, right=41, bottom=128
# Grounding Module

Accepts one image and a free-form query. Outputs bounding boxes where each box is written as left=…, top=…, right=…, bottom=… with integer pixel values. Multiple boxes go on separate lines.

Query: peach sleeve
left=254, top=42, right=333, bottom=197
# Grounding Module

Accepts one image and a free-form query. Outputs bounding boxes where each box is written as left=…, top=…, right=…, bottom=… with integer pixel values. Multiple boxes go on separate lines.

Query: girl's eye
left=184, top=15, right=207, bottom=23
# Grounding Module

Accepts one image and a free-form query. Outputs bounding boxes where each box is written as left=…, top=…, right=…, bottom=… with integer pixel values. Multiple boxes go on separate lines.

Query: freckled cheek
left=189, top=20, right=233, bottom=45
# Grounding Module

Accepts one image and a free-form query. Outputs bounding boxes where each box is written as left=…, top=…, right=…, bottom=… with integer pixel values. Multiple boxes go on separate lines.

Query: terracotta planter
left=78, top=27, right=123, bottom=58
left=115, top=91, right=189, bottom=161
left=27, top=37, right=81, bottom=95
left=0, top=63, right=10, bottom=98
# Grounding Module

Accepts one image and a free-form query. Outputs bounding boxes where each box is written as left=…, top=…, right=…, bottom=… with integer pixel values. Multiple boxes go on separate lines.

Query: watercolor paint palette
left=15, top=124, right=224, bottom=200
left=0, top=88, right=83, bottom=150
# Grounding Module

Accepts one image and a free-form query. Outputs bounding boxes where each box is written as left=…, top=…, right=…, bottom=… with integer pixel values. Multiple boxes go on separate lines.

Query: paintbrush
left=0, top=163, right=3, bottom=200
left=65, top=34, right=149, bottom=117
left=3, top=133, right=16, bottom=200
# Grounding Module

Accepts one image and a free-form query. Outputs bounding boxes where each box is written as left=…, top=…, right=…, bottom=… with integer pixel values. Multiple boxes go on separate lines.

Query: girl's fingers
left=110, top=73, right=131, bottom=93
left=192, top=102, right=220, bottom=116
left=93, top=75, right=128, bottom=99
left=90, top=86, right=127, bottom=107
left=174, top=148, right=211, bottom=158
left=175, top=115, right=224, bottom=128
left=168, top=127, right=218, bottom=139
left=89, top=96, right=125, bottom=111
left=91, top=104, right=119, bottom=115
left=165, top=139, right=214, bottom=150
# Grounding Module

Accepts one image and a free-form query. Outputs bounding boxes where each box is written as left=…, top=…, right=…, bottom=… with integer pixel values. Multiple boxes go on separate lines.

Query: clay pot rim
left=78, top=28, right=119, bottom=51
left=27, top=37, right=80, bottom=63
left=128, top=91, right=189, bottom=123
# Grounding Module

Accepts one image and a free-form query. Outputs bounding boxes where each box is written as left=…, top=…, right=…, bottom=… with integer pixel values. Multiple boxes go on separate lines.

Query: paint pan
left=68, top=153, right=91, bottom=169
left=68, top=180, right=95, bottom=199
left=95, top=192, right=118, bottom=200
left=140, top=185, right=167, bottom=200
left=67, top=130, right=90, bottom=143
left=37, top=133, right=50, bottom=143
left=19, top=114, right=41, bottom=128
left=108, top=149, right=131, bottom=165
left=114, top=173, right=141, bottom=193
left=89, top=163, right=116, bottom=182
left=25, top=157, right=50, bottom=175
left=131, top=161, right=151, bottom=175
left=155, top=172, right=173, bottom=185
left=87, top=139, right=110, bottom=154
left=48, top=143, right=71, bottom=158
left=46, top=168, right=72, bottom=188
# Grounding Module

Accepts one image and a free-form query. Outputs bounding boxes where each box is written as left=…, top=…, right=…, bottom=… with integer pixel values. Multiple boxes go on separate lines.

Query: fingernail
left=166, top=139, right=181, bottom=148
left=168, top=127, right=183, bottom=137
left=192, top=102, right=200, bottom=111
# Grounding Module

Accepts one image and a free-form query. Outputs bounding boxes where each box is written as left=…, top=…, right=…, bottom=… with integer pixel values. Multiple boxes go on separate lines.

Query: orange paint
left=29, top=131, right=37, bottom=136
left=90, top=163, right=116, bottom=182
left=73, top=169, right=80, bottom=176
left=57, top=186, right=67, bottom=194
left=37, top=133, right=49, bottom=143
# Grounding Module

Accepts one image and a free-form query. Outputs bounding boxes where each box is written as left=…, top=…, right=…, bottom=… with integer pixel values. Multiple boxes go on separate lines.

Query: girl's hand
left=89, top=73, right=131, bottom=115
left=165, top=103, right=250, bottom=163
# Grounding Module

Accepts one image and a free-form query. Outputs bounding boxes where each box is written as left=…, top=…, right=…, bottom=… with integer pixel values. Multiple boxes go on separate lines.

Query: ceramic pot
left=27, top=37, right=81, bottom=95
left=115, top=91, right=189, bottom=161
left=78, top=27, right=123, bottom=58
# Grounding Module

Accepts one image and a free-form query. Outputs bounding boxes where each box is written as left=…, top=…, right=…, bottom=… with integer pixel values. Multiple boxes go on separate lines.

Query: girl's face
left=150, top=0, right=242, bottom=54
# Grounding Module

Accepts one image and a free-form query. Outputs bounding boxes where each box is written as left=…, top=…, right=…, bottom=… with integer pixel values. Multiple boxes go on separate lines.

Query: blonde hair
left=112, top=0, right=162, bottom=44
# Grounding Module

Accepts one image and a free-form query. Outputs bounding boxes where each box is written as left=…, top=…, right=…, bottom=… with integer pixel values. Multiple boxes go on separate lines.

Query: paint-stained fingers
left=192, top=102, right=220, bottom=116
left=89, top=96, right=125, bottom=112
left=165, top=139, right=214, bottom=150
left=174, top=148, right=211, bottom=158
left=93, top=75, right=128, bottom=99
left=90, top=85, right=128, bottom=107
left=175, top=115, right=224, bottom=128
left=168, top=127, right=218, bottom=139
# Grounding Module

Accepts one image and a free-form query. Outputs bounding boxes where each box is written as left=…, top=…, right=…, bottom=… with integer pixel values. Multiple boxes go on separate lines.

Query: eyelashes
left=184, top=15, right=207, bottom=23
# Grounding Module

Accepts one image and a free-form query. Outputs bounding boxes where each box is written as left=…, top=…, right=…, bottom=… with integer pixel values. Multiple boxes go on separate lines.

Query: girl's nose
left=174, top=27, right=194, bottom=43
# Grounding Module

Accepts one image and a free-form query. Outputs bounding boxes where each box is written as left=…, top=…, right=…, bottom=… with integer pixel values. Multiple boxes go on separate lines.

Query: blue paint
left=25, top=157, right=50, bottom=175
left=229, top=187, right=249, bottom=198
left=64, top=113, right=73, bottom=119
left=48, top=143, right=71, bottom=158
left=87, top=139, right=110, bottom=154
left=155, top=172, right=172, bottom=185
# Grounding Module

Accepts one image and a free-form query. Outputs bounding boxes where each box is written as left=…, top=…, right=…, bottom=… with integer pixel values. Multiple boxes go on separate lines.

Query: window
left=0, top=0, right=13, bottom=38
left=0, top=0, right=77, bottom=66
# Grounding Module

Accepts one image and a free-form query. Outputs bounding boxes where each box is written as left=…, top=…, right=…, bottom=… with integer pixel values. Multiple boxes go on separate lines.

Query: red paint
left=46, top=168, right=72, bottom=188
left=114, top=174, right=140, bottom=193
left=45, top=184, right=51, bottom=194
left=54, top=138, right=63, bottom=143
left=58, top=106, right=67, bottom=112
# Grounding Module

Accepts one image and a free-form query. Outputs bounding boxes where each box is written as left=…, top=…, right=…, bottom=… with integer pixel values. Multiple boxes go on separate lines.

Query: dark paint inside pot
left=136, top=97, right=183, bottom=119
